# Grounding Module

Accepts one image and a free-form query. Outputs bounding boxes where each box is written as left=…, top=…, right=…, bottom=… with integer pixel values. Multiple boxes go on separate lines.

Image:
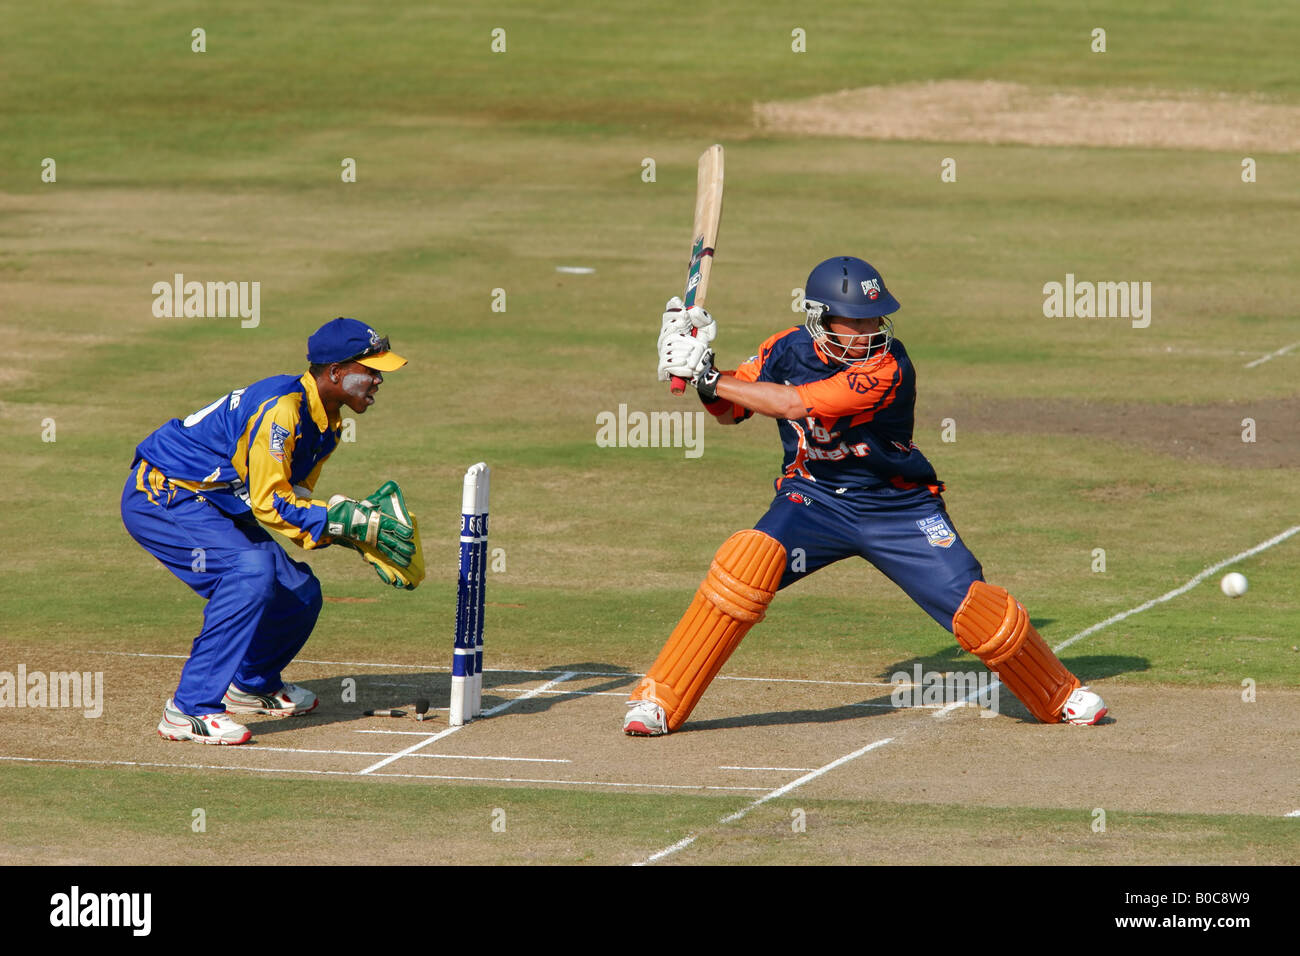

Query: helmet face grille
left=804, top=306, right=893, bottom=367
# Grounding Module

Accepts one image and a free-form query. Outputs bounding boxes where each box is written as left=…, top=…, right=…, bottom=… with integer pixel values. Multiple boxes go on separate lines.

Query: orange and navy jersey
left=131, top=372, right=340, bottom=548
left=711, top=326, right=942, bottom=495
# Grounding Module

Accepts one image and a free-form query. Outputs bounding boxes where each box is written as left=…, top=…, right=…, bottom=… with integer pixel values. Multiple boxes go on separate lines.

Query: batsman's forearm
left=714, top=376, right=805, bottom=420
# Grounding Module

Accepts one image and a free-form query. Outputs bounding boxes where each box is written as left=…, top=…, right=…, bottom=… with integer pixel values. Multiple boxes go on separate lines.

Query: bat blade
left=671, top=144, right=725, bottom=395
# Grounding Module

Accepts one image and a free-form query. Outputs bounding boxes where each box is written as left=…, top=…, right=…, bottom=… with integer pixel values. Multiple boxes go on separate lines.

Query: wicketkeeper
left=121, top=318, right=425, bottom=745
left=624, top=256, right=1107, bottom=736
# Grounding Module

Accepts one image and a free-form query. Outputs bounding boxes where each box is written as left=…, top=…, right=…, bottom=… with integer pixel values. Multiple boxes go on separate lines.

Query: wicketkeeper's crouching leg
left=952, top=582, right=1107, bottom=725
left=624, top=530, right=786, bottom=736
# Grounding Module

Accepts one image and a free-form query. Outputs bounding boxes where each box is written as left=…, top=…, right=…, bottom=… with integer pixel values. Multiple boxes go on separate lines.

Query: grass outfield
left=2, top=1, right=1297, bottom=868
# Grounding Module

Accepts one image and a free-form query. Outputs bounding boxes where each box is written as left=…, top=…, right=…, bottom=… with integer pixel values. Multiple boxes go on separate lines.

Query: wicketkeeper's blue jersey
left=131, top=372, right=341, bottom=548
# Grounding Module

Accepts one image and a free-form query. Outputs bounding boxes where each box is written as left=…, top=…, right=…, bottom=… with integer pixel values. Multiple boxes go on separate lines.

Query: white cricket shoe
left=623, top=699, right=668, bottom=737
left=222, top=682, right=318, bottom=717
left=158, top=699, right=252, bottom=745
left=1060, top=686, right=1108, bottom=725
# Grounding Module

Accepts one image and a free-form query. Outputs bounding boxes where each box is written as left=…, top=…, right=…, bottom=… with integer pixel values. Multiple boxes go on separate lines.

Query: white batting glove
left=657, top=298, right=718, bottom=381
left=685, top=306, right=717, bottom=345
left=658, top=331, right=713, bottom=381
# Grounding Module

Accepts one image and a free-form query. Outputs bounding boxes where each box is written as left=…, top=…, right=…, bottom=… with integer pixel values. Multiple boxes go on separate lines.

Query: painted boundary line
left=1244, top=341, right=1300, bottom=368
left=634, top=737, right=894, bottom=866
left=934, top=524, right=1300, bottom=718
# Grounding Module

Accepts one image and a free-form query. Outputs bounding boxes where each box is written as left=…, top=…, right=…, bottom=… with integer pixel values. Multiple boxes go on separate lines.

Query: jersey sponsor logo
left=269, top=422, right=290, bottom=461
left=861, top=278, right=881, bottom=300
left=785, top=492, right=812, bottom=506
left=804, top=440, right=870, bottom=462
left=917, top=514, right=956, bottom=548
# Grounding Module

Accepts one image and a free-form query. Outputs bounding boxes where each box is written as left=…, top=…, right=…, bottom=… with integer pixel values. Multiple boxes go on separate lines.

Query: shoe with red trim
left=158, top=699, right=252, bottom=745
left=623, top=699, right=668, bottom=736
left=222, top=682, right=318, bottom=717
left=1061, top=687, right=1108, bottom=725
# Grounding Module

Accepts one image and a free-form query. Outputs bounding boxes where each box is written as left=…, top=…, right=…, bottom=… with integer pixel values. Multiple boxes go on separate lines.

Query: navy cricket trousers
left=120, top=464, right=322, bottom=715
left=754, top=478, right=983, bottom=632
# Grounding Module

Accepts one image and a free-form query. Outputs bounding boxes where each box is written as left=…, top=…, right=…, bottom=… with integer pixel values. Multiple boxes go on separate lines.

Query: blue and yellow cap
left=307, top=318, right=407, bottom=371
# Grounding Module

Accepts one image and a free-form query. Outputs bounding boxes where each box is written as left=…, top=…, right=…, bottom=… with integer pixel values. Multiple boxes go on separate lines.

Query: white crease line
left=356, top=672, right=576, bottom=775
left=493, top=687, right=627, bottom=698
left=636, top=737, right=894, bottom=866
left=356, top=724, right=463, bottom=776
left=368, top=770, right=767, bottom=791
left=82, top=650, right=452, bottom=670
left=850, top=702, right=939, bottom=709
left=932, top=684, right=1005, bottom=719
left=933, top=524, right=1300, bottom=719
left=719, top=765, right=819, bottom=772
left=253, top=746, right=570, bottom=763
left=717, top=676, right=900, bottom=687
left=1244, top=341, right=1300, bottom=368
left=0, top=753, right=760, bottom=790
left=480, top=672, right=577, bottom=716
left=356, top=729, right=450, bottom=736
left=78, top=650, right=901, bottom=689
left=0, top=755, right=353, bottom=777
left=405, top=754, right=570, bottom=764
left=252, top=746, right=402, bottom=757
left=1285, top=810, right=1300, bottom=818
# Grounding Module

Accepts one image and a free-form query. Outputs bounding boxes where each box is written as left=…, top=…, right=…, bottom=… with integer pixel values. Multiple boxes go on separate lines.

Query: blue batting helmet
left=803, top=257, right=899, bottom=366
left=803, top=257, right=900, bottom=319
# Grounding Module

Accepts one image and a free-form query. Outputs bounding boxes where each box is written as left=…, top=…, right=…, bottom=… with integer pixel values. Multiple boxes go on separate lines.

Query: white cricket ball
left=1220, top=572, right=1248, bottom=598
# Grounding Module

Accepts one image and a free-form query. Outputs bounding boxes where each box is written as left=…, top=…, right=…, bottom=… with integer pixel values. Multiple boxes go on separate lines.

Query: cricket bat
left=669, top=144, right=725, bottom=395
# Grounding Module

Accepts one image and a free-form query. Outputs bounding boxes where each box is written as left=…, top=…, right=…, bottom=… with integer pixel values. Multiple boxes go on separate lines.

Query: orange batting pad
left=629, top=529, right=787, bottom=731
left=952, top=581, right=1080, bottom=723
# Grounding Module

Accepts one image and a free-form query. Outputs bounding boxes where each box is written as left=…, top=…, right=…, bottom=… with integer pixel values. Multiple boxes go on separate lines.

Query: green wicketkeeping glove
left=326, top=496, right=415, bottom=567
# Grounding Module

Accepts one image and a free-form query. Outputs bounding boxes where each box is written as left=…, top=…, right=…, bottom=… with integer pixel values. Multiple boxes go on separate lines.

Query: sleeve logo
left=844, top=370, right=881, bottom=394
left=269, top=422, right=290, bottom=461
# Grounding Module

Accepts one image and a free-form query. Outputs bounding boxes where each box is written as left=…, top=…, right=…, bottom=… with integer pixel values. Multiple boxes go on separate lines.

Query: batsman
left=121, top=318, right=425, bottom=745
left=624, top=256, right=1108, bottom=736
